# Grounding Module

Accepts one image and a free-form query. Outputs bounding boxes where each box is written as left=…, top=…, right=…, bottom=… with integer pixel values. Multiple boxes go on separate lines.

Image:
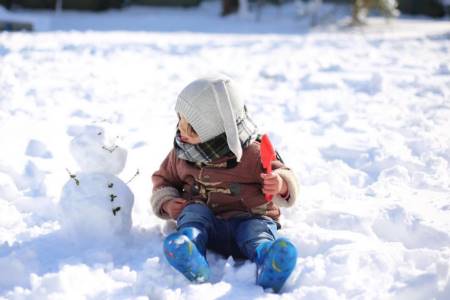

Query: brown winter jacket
left=150, top=141, right=299, bottom=222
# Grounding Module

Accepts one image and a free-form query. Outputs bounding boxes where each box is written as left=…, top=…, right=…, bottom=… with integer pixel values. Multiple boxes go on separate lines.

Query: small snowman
left=60, top=125, right=134, bottom=241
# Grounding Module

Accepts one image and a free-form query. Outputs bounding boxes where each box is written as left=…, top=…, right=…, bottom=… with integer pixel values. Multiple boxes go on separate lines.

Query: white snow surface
left=1, top=1, right=450, bottom=299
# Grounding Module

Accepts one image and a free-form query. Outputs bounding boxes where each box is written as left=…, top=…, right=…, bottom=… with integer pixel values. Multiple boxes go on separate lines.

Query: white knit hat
left=175, top=74, right=245, bottom=161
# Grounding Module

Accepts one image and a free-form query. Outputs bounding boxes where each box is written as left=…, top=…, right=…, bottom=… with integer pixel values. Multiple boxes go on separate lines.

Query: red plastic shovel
left=260, top=134, right=276, bottom=202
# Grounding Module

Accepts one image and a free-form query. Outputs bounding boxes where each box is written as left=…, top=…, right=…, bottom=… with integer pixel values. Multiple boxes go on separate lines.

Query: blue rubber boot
left=163, top=228, right=210, bottom=283
left=256, top=238, right=297, bottom=293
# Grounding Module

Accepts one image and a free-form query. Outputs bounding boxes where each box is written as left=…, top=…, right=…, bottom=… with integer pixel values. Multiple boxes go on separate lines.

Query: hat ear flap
left=211, top=80, right=243, bottom=162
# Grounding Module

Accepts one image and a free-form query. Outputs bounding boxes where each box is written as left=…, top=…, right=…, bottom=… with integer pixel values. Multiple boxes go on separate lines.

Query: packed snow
left=0, top=1, right=450, bottom=299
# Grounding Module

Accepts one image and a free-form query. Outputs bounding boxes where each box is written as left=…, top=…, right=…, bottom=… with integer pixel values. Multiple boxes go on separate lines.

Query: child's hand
left=261, top=173, right=288, bottom=197
left=162, top=198, right=187, bottom=219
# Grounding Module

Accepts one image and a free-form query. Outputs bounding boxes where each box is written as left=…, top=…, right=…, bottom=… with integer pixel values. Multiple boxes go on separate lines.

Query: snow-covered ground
left=1, top=1, right=450, bottom=299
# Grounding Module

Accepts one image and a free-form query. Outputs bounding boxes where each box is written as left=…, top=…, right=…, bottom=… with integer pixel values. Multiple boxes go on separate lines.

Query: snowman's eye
left=98, top=132, right=102, bottom=135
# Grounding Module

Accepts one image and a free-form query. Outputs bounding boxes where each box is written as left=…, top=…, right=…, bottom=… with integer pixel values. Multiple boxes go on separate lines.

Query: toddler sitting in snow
left=150, top=74, right=299, bottom=292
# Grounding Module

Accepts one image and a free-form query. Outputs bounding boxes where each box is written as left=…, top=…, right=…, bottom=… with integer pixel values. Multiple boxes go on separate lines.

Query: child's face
left=178, top=114, right=201, bottom=144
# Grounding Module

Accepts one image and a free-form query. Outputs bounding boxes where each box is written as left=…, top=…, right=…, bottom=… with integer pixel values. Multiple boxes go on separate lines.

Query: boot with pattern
left=255, top=238, right=297, bottom=293
left=163, top=228, right=210, bottom=283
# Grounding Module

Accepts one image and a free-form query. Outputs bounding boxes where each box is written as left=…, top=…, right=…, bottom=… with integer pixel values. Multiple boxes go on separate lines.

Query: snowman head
left=70, top=125, right=127, bottom=175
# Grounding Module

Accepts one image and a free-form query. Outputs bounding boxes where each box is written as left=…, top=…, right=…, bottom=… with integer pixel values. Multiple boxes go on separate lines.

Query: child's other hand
left=162, top=198, right=187, bottom=219
left=261, top=173, right=288, bottom=197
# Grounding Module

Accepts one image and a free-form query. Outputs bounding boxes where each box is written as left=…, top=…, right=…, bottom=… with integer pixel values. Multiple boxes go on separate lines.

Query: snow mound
left=25, top=139, right=53, bottom=159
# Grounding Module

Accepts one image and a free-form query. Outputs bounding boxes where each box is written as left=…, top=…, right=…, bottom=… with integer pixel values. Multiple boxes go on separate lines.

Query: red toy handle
left=261, top=134, right=276, bottom=202
left=265, top=163, right=273, bottom=201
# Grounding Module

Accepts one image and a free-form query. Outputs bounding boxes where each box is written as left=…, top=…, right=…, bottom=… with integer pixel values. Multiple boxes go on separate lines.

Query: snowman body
left=60, top=125, right=134, bottom=240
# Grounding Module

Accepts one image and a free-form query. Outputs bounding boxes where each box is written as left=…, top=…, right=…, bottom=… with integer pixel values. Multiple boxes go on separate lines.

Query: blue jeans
left=176, top=203, right=278, bottom=261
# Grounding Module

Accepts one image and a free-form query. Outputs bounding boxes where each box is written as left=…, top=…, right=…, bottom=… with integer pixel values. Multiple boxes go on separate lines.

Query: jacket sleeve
left=271, top=160, right=299, bottom=208
left=258, top=151, right=299, bottom=208
left=150, top=149, right=182, bottom=219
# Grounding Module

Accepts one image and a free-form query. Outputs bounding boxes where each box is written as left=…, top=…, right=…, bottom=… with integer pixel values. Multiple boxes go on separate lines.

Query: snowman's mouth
left=102, top=145, right=119, bottom=153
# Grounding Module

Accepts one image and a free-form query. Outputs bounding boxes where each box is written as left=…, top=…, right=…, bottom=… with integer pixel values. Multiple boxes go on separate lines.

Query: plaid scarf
left=174, top=109, right=259, bottom=164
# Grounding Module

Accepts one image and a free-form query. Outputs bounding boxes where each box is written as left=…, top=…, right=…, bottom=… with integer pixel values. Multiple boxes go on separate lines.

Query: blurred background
left=1, top=0, right=449, bottom=32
